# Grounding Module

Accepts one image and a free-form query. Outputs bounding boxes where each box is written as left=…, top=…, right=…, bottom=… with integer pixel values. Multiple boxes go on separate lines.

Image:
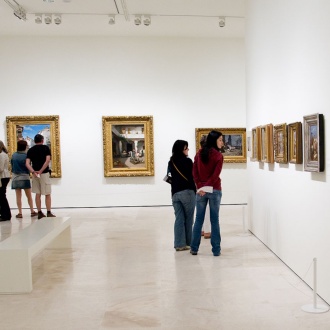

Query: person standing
left=11, top=140, right=37, bottom=218
left=168, top=140, right=196, bottom=251
left=25, top=134, right=55, bottom=220
left=0, top=141, right=12, bottom=221
left=190, top=131, right=224, bottom=256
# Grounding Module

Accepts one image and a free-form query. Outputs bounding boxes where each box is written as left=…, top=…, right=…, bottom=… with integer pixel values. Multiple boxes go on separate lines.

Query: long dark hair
left=200, top=130, right=222, bottom=163
left=0, top=141, right=8, bottom=154
left=170, top=140, right=188, bottom=161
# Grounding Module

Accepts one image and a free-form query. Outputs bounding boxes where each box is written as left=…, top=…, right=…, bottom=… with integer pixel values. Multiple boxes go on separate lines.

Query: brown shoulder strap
left=172, top=161, right=188, bottom=181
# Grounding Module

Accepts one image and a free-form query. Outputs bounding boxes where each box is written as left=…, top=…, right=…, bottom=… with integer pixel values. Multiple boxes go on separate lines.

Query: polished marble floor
left=0, top=205, right=330, bottom=330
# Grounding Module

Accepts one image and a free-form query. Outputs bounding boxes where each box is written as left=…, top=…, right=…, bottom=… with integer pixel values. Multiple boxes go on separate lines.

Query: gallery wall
left=0, top=36, right=246, bottom=208
left=246, top=0, right=330, bottom=303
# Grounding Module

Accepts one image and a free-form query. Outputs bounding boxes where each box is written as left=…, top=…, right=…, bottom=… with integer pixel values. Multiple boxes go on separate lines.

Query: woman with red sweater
left=190, top=130, right=224, bottom=256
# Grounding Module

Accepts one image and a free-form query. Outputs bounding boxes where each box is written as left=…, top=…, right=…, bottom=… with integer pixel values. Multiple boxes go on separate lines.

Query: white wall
left=246, top=0, right=330, bottom=303
left=0, top=36, right=246, bottom=208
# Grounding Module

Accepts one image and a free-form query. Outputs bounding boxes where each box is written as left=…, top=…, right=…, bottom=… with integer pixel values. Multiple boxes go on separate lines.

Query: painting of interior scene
left=221, top=134, right=243, bottom=156
left=112, top=124, right=146, bottom=168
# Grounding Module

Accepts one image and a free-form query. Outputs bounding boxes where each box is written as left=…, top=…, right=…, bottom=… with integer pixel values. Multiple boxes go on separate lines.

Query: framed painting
left=259, top=124, right=274, bottom=163
left=274, top=123, right=288, bottom=163
left=6, top=115, right=61, bottom=178
left=195, top=128, right=246, bottom=163
left=251, top=127, right=259, bottom=161
left=102, top=115, right=154, bottom=177
left=303, top=113, right=324, bottom=172
left=288, top=122, right=302, bottom=164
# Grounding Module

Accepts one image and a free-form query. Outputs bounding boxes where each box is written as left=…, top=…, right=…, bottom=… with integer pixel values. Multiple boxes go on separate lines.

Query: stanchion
left=301, top=258, right=329, bottom=313
left=237, top=205, right=251, bottom=237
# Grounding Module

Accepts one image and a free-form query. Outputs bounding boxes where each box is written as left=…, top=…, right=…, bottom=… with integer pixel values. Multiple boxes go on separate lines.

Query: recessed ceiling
left=0, top=0, right=245, bottom=38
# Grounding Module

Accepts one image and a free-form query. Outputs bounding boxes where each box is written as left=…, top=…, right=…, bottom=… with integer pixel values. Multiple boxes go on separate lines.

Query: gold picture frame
left=251, top=127, right=259, bottom=161
left=195, top=128, right=246, bottom=163
left=6, top=115, right=61, bottom=178
left=274, top=123, right=287, bottom=163
left=102, top=115, right=154, bottom=177
left=288, top=122, right=302, bottom=164
left=259, top=124, right=274, bottom=163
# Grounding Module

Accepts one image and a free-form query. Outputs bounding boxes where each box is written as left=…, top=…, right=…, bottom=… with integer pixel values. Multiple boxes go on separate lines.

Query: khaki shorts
left=32, top=173, right=52, bottom=195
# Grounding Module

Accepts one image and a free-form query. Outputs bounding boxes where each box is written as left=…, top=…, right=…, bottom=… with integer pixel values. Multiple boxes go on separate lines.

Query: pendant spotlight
left=35, top=14, right=42, bottom=24
left=143, top=15, right=151, bottom=26
left=109, top=15, right=115, bottom=25
left=219, top=17, right=226, bottom=28
left=44, top=14, right=52, bottom=25
left=134, top=15, right=142, bottom=26
left=54, top=14, right=62, bottom=25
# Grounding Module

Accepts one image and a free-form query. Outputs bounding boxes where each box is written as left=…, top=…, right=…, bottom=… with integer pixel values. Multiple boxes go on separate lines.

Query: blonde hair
left=0, top=141, right=8, bottom=154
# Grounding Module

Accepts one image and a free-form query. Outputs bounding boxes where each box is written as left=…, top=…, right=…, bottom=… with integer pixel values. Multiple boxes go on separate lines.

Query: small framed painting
left=274, top=123, right=288, bottom=163
left=303, top=113, right=324, bottom=172
left=259, top=124, right=274, bottom=163
left=288, top=122, right=302, bottom=164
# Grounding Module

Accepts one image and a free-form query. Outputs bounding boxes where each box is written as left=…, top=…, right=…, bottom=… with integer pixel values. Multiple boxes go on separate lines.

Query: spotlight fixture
left=44, top=14, right=52, bottom=25
left=134, top=15, right=141, bottom=26
left=219, top=17, right=225, bottom=28
left=109, top=15, right=115, bottom=25
left=35, top=14, right=42, bottom=24
left=54, top=14, right=62, bottom=25
left=143, top=15, right=151, bottom=26
left=3, top=0, right=27, bottom=21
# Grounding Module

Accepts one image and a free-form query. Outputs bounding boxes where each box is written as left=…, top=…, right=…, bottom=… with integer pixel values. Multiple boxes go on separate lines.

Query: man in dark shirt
left=26, top=134, right=55, bottom=219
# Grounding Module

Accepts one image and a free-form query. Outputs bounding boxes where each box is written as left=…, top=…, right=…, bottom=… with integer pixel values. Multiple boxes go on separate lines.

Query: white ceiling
left=0, top=0, right=245, bottom=38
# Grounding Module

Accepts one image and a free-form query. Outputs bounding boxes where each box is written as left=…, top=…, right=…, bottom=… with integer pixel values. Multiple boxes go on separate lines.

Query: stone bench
left=0, top=217, right=71, bottom=294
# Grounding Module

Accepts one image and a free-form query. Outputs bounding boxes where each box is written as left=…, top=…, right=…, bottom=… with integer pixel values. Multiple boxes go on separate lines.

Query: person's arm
left=25, top=157, right=36, bottom=176
left=204, top=154, right=223, bottom=187
left=0, top=154, right=4, bottom=173
left=36, top=155, right=51, bottom=175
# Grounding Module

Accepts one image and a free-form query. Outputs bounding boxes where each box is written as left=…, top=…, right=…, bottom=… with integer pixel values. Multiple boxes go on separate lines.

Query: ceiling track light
left=134, top=15, right=141, bottom=26
left=219, top=17, right=226, bottom=28
left=35, top=14, right=42, bottom=24
left=3, top=0, right=27, bottom=21
left=44, top=14, right=52, bottom=25
left=108, top=15, right=115, bottom=25
left=143, top=15, right=151, bottom=26
left=54, top=14, right=62, bottom=25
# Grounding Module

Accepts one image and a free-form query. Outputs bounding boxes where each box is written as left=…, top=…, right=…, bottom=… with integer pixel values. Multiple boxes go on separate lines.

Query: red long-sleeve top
left=193, top=148, right=223, bottom=191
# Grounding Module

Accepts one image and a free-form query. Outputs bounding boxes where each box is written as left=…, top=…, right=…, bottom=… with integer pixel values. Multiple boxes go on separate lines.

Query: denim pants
left=191, top=190, right=222, bottom=255
left=172, top=189, right=196, bottom=248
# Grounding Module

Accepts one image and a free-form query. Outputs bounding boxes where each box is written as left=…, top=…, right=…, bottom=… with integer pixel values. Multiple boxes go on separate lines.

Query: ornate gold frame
left=251, top=127, right=259, bottom=161
left=102, top=116, right=154, bottom=177
left=6, top=115, right=61, bottom=178
left=274, top=123, right=287, bottom=163
left=288, top=122, right=302, bottom=164
left=195, top=128, right=246, bottom=163
left=259, top=124, right=274, bottom=163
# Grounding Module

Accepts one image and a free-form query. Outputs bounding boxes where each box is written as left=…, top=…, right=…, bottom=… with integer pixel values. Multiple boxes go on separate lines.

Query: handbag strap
left=172, top=161, right=188, bottom=181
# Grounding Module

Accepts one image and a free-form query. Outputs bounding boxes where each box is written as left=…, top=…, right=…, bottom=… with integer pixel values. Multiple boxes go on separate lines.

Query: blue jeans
left=191, top=190, right=222, bottom=255
left=172, top=189, right=196, bottom=248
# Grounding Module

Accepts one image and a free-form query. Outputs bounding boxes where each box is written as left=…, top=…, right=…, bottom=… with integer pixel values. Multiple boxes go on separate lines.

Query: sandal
left=16, top=213, right=23, bottom=219
left=31, top=211, right=38, bottom=217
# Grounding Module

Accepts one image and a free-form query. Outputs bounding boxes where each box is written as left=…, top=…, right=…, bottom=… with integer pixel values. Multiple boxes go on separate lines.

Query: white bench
left=0, top=217, right=71, bottom=294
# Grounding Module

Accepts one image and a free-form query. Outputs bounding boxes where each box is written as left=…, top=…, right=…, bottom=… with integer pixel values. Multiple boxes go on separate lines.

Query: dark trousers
left=0, top=178, right=11, bottom=220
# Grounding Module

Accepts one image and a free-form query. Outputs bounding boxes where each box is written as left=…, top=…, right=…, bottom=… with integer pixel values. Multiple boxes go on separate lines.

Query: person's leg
left=0, top=178, right=11, bottom=220
left=180, top=190, right=196, bottom=247
left=172, top=191, right=187, bottom=249
left=209, top=190, right=222, bottom=256
left=203, top=205, right=211, bottom=239
left=15, top=189, right=23, bottom=215
left=35, top=193, right=42, bottom=211
left=40, top=173, right=55, bottom=217
left=24, top=188, right=36, bottom=214
left=190, top=194, right=208, bottom=254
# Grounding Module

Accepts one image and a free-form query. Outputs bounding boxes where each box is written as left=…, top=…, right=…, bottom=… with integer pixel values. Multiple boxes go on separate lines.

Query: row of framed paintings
left=5, top=116, right=248, bottom=178
left=251, top=113, right=324, bottom=172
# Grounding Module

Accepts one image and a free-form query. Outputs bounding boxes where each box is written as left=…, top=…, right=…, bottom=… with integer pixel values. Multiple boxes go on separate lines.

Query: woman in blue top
left=11, top=140, right=37, bottom=218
